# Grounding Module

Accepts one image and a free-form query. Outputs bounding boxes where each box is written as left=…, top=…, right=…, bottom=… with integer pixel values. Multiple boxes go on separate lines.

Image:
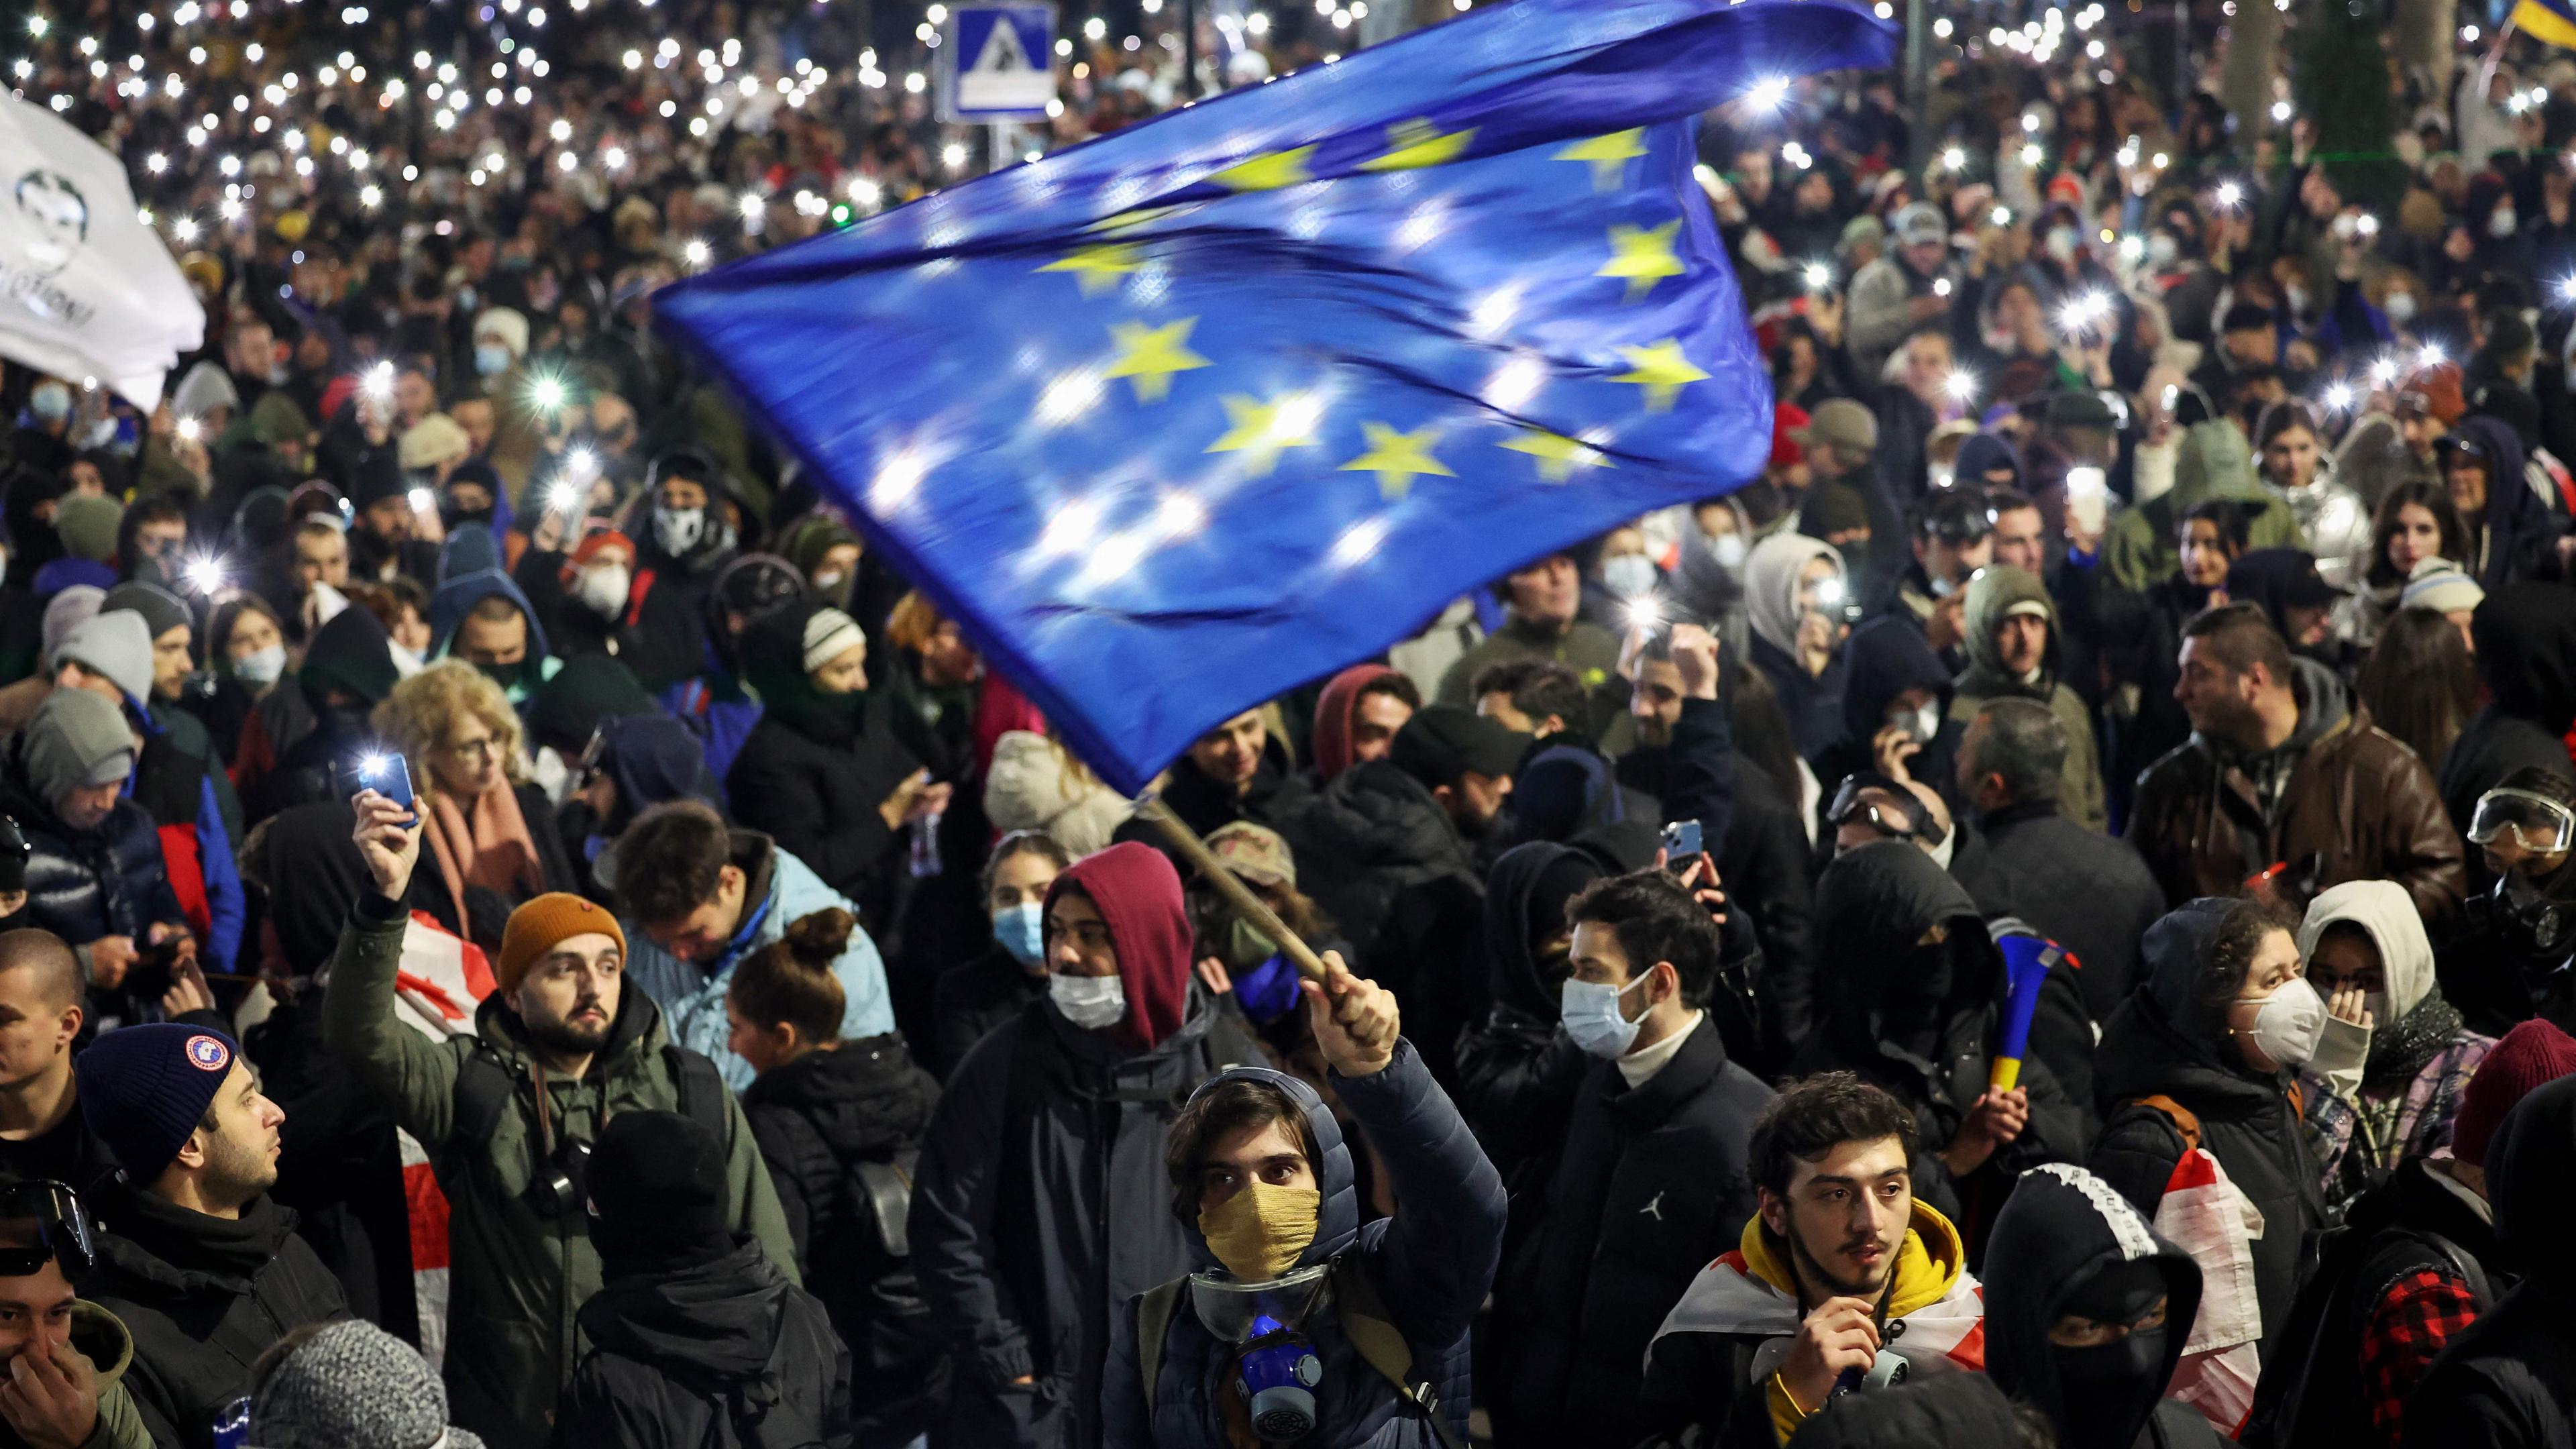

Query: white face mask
left=1602, top=553, right=1658, bottom=598
left=2236, top=975, right=2328, bottom=1069
left=2045, top=227, right=2080, bottom=262
left=2489, top=206, right=2520, bottom=239
left=232, top=643, right=287, bottom=686
left=2284, top=285, right=2311, bottom=317
left=1049, top=971, right=1127, bottom=1030
left=2384, top=290, right=2418, bottom=325
left=2145, top=233, right=2180, bottom=267
left=575, top=562, right=631, bottom=618
left=1710, top=532, right=1749, bottom=570
left=1892, top=702, right=1940, bottom=745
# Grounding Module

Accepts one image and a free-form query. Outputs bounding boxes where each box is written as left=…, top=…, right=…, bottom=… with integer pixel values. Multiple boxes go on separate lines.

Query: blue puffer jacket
left=1100, top=1040, right=1506, bottom=1449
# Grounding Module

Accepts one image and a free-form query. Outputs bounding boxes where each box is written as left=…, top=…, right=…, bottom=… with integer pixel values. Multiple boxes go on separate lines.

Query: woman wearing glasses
left=374, top=660, right=577, bottom=951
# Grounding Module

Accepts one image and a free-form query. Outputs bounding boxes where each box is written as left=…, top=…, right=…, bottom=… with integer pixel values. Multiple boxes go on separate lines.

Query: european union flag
left=655, top=0, right=1898, bottom=796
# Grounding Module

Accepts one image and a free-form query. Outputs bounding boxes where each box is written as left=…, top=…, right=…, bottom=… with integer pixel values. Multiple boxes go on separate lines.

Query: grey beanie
left=51, top=611, right=152, bottom=704
left=23, top=688, right=132, bottom=806
left=247, top=1320, right=485, bottom=1449
left=101, top=581, right=193, bottom=646
left=38, top=586, right=105, bottom=670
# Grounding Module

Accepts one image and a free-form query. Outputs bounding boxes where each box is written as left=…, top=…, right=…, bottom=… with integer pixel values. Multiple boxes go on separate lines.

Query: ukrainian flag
left=2518, top=0, right=2576, bottom=50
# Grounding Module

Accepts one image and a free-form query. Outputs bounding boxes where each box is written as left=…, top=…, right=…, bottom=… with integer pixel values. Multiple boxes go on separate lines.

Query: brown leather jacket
left=2127, top=685, right=2467, bottom=926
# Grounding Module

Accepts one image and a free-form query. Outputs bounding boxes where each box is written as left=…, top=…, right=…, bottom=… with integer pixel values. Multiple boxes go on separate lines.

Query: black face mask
left=2049, top=1328, right=2168, bottom=1449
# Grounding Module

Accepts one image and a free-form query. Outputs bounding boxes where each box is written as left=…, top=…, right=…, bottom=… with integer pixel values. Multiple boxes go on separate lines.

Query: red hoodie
left=1310, top=663, right=1397, bottom=786
left=1044, top=841, right=1193, bottom=1051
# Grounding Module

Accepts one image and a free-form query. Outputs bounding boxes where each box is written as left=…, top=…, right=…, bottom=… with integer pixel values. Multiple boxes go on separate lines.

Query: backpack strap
left=851, top=1154, right=916, bottom=1258
left=665, top=1042, right=733, bottom=1146
left=1136, top=1277, right=1187, bottom=1424
left=1331, top=1258, right=1468, bottom=1449
left=2126, top=1094, right=2202, bottom=1156
left=453, top=1046, right=515, bottom=1147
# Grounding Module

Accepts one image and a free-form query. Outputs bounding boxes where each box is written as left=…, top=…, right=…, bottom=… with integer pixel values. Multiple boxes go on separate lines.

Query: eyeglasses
left=447, top=735, right=498, bottom=763
left=2470, top=788, right=2576, bottom=855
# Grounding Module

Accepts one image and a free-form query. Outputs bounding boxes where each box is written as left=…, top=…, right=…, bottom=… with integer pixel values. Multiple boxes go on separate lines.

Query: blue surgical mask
left=1559, top=974, right=1651, bottom=1059
left=29, top=383, right=70, bottom=423
left=1710, top=532, right=1749, bottom=570
left=994, top=902, right=1046, bottom=968
left=1602, top=554, right=1658, bottom=599
left=474, top=343, right=513, bottom=377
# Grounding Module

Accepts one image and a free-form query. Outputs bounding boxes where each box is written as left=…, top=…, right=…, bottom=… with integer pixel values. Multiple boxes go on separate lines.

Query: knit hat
left=1807, top=398, right=1879, bottom=456
left=1798, top=482, right=1872, bottom=539
left=472, top=307, right=529, bottom=359
left=559, top=527, right=635, bottom=587
left=1770, top=402, right=1810, bottom=466
left=1206, top=820, right=1297, bottom=890
left=588, top=1110, right=731, bottom=1274
left=524, top=654, right=656, bottom=757
left=296, top=604, right=400, bottom=711
left=37, top=586, right=104, bottom=669
left=1390, top=704, right=1525, bottom=790
left=348, top=449, right=409, bottom=513
left=99, top=581, right=190, bottom=645
left=397, top=414, right=471, bottom=470
left=2454, top=1018, right=2576, bottom=1168
left=23, top=688, right=133, bottom=805
left=249, top=390, right=313, bottom=449
left=494, top=893, right=627, bottom=1000
left=52, top=494, right=123, bottom=565
left=801, top=606, right=865, bottom=674
left=245, top=1320, right=485, bottom=1449
left=73, top=1023, right=239, bottom=1184
left=170, top=360, right=240, bottom=421
left=2400, top=559, right=2485, bottom=616
left=52, top=610, right=152, bottom=702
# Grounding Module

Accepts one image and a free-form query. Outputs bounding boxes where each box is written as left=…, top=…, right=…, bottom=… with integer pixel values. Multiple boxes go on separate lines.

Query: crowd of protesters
left=9, top=0, right=2576, bottom=1444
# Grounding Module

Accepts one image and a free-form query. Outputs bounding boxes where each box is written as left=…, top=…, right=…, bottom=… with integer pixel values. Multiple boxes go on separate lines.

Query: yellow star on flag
left=1208, top=146, right=1318, bottom=192
left=1501, top=429, right=1611, bottom=483
left=1611, top=339, right=1709, bottom=412
left=1358, top=119, right=1477, bottom=172
left=1038, top=243, right=1144, bottom=297
left=1087, top=204, right=1194, bottom=236
left=1104, top=318, right=1212, bottom=403
left=1599, top=221, right=1685, bottom=302
left=1205, top=392, right=1322, bottom=475
left=1556, top=129, right=1649, bottom=191
left=1340, top=422, right=1454, bottom=500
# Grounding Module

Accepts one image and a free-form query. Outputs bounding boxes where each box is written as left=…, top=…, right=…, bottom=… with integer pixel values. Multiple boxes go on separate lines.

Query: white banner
left=0, top=91, right=205, bottom=409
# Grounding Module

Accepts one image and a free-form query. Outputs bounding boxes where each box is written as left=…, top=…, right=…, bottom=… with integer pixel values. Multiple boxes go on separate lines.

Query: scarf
left=2363, top=989, right=2466, bottom=1093
left=422, top=778, right=544, bottom=929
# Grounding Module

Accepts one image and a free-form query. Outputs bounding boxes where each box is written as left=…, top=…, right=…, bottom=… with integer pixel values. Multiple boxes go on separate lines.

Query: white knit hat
left=802, top=606, right=865, bottom=674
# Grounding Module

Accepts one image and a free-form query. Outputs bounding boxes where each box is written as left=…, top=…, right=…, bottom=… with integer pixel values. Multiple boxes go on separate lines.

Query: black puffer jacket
left=82, top=1189, right=350, bottom=1449
left=0, top=741, right=184, bottom=1016
left=1112, top=734, right=1313, bottom=869
left=932, top=943, right=1046, bottom=1077
left=1980, top=798, right=2168, bottom=1022
left=742, top=1034, right=944, bottom=1448
left=2088, top=900, right=2323, bottom=1363
left=555, top=1240, right=853, bottom=1449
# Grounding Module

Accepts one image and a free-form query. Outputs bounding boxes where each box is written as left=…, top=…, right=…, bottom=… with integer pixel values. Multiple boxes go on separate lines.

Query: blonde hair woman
left=374, top=659, right=572, bottom=946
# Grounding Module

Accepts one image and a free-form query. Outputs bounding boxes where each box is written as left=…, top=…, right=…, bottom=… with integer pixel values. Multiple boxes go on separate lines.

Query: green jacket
left=0, top=1300, right=158, bottom=1449
left=321, top=892, right=798, bottom=1449
left=1953, top=566, right=2110, bottom=833
left=2100, top=421, right=2308, bottom=592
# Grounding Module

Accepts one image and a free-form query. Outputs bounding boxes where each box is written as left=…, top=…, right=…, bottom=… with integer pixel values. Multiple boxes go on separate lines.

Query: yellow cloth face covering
left=1198, top=1181, right=1320, bottom=1283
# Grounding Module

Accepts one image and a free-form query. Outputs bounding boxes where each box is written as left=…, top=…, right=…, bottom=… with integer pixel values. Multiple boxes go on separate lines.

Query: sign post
left=941, top=3, right=1059, bottom=144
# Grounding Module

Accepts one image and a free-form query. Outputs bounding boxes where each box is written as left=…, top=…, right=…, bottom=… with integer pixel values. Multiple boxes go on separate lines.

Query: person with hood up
left=1813, top=615, right=1963, bottom=823
left=1308, top=663, right=1420, bottom=788
left=984, top=729, right=1136, bottom=859
left=239, top=603, right=403, bottom=827
left=1099, top=953, right=1504, bottom=1449
left=1953, top=566, right=2109, bottom=832
left=2088, top=898, right=2326, bottom=1430
left=2437, top=415, right=2567, bottom=590
left=556, top=711, right=722, bottom=904
left=2294, top=881, right=2494, bottom=1219
left=907, top=841, right=1265, bottom=1449
left=620, top=446, right=747, bottom=692
left=2443, top=767, right=2576, bottom=1035
left=2247, top=1018, right=2576, bottom=1449
left=2396, top=1068, right=2576, bottom=1449
left=1741, top=533, right=1854, bottom=763
left=2100, top=420, right=2306, bottom=594
left=551, top=1111, right=854, bottom=1449
left=1982, top=1165, right=2228, bottom=1449
left=2129, top=604, right=2464, bottom=924
left=1638, top=1073, right=1988, bottom=1448
left=427, top=567, right=558, bottom=707
left=2439, top=584, right=2576, bottom=838
left=0, top=1178, right=158, bottom=1449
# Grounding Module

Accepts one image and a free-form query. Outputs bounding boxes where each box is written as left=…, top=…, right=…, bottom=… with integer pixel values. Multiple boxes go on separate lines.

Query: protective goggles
left=1827, top=773, right=1946, bottom=847
left=2469, top=788, right=2576, bottom=855
left=0, top=1180, right=97, bottom=1279
left=1187, top=1261, right=1333, bottom=1344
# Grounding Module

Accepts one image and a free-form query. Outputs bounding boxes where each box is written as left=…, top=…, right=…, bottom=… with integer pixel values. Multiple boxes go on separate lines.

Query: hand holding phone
left=1660, top=819, right=1703, bottom=863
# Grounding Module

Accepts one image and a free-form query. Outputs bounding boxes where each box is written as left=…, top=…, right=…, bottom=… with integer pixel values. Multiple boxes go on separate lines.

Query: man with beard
left=74, top=1024, right=345, bottom=1448
left=324, top=790, right=796, bottom=1449
left=1638, top=1073, right=1986, bottom=1446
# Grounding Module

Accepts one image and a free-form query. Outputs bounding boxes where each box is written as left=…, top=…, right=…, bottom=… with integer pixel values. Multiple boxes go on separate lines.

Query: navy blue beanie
left=76, top=1024, right=240, bottom=1185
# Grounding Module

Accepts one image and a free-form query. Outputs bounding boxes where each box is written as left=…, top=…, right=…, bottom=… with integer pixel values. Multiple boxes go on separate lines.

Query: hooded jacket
left=2295, top=881, right=2491, bottom=1216
left=80, top=1190, right=349, bottom=1449
left=983, top=730, right=1136, bottom=858
left=1312, top=664, right=1401, bottom=786
left=2088, top=900, right=2323, bottom=1363
left=1741, top=533, right=1851, bottom=761
left=2398, top=1072, right=2576, bottom=1449
left=0, top=1299, right=157, bottom=1449
left=1983, top=1165, right=2224, bottom=1449
left=2445, top=414, right=2565, bottom=590
left=1953, top=566, right=2108, bottom=832
left=1811, top=616, right=1964, bottom=818
left=1099, top=1047, right=1507, bottom=1449
left=2102, top=421, right=2307, bottom=592
left=908, top=843, right=1265, bottom=1449
left=427, top=568, right=560, bottom=700
left=553, top=1241, right=853, bottom=1449
left=2440, top=583, right=2576, bottom=834
left=2127, top=657, right=2466, bottom=923
left=320, top=890, right=800, bottom=1449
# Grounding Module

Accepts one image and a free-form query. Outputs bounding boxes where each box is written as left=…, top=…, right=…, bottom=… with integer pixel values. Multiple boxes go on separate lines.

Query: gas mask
left=2480, top=869, right=2576, bottom=971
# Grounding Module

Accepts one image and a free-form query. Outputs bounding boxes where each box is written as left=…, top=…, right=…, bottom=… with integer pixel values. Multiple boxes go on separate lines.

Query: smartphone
left=350, top=752, right=417, bottom=813
left=1660, top=819, right=1703, bottom=865
left=2064, top=466, right=2110, bottom=539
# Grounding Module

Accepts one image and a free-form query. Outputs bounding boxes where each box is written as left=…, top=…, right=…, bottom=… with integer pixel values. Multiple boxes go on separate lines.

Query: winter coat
left=1099, top=1044, right=1507, bottom=1449
left=742, top=1035, right=946, bottom=1448
left=2439, top=584, right=2576, bottom=835
left=2447, top=415, right=2567, bottom=590
left=1620, top=745, right=1813, bottom=1022
left=1982, top=1165, right=2230, bottom=1449
left=1114, top=733, right=1315, bottom=870
left=1436, top=614, right=1625, bottom=717
left=2273, top=466, right=2373, bottom=592
left=931, top=942, right=1044, bottom=1078
left=622, top=830, right=898, bottom=1090
left=2089, top=900, right=2324, bottom=1364
left=2102, top=422, right=2308, bottom=592
left=553, top=1242, right=854, bottom=1449
left=2127, top=658, right=2466, bottom=924
left=1741, top=535, right=1854, bottom=763
left=81, top=1190, right=348, bottom=1449
left=2072, top=570, right=2211, bottom=828
left=0, top=1299, right=158, bottom=1449
left=983, top=729, right=1134, bottom=858
left=0, top=739, right=186, bottom=1022
left=1811, top=615, right=1966, bottom=818
left=1951, top=566, right=2109, bottom=832
left=322, top=890, right=800, bottom=1449
left=2398, top=1073, right=2576, bottom=1449
left=1497, top=1016, right=1774, bottom=1448
left=1980, top=798, right=2167, bottom=1022
left=130, top=706, right=245, bottom=974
